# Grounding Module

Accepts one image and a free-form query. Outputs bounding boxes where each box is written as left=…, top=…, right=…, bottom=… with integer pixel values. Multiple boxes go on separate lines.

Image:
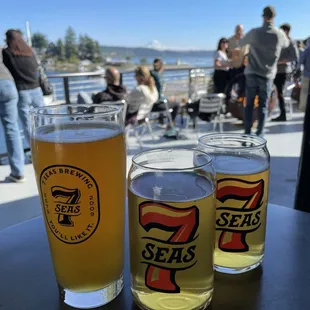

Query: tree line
left=32, top=27, right=102, bottom=63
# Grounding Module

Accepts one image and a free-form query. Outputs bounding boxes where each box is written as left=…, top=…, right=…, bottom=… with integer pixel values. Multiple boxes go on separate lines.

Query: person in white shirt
left=213, top=38, right=231, bottom=93
left=126, top=66, right=158, bottom=124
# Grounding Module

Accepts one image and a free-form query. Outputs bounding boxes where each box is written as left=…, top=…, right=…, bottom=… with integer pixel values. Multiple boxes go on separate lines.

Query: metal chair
left=195, top=93, right=226, bottom=132
left=284, top=82, right=297, bottom=119
left=189, top=69, right=208, bottom=100
left=126, top=101, right=155, bottom=148
left=77, top=91, right=93, bottom=104
left=150, top=98, right=174, bottom=127
left=100, top=100, right=127, bottom=122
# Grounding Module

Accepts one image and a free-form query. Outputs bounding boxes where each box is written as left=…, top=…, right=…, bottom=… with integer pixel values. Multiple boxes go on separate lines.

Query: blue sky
left=0, top=0, right=309, bottom=50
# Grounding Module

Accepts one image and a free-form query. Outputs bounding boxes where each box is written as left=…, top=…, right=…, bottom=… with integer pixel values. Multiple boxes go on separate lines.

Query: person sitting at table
left=213, top=38, right=231, bottom=94
left=92, top=67, right=127, bottom=103
left=150, top=58, right=179, bottom=124
left=125, top=66, right=158, bottom=125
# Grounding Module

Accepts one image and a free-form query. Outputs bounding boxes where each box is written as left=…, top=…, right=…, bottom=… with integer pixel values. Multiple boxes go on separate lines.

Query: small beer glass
left=128, top=148, right=216, bottom=310
left=198, top=133, right=270, bottom=274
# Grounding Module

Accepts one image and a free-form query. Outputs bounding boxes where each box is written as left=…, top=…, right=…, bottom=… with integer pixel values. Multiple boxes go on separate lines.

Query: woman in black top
left=3, top=29, right=44, bottom=147
left=213, top=38, right=231, bottom=93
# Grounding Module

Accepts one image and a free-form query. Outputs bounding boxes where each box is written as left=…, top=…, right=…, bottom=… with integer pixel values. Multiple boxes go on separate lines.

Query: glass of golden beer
left=128, top=148, right=216, bottom=310
left=30, top=104, right=126, bottom=308
left=198, top=133, right=270, bottom=274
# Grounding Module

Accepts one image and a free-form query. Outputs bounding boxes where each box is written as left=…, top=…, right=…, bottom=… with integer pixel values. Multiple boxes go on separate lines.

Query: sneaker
left=6, top=174, right=26, bottom=183
left=164, top=127, right=178, bottom=139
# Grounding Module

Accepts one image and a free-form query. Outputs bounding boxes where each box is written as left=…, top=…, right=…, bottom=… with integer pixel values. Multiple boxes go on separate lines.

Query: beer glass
left=30, top=104, right=126, bottom=309
left=198, top=133, right=270, bottom=274
left=128, top=148, right=216, bottom=310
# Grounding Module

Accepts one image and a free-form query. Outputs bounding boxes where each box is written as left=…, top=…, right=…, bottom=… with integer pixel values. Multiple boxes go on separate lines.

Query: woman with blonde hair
left=125, top=65, right=158, bottom=124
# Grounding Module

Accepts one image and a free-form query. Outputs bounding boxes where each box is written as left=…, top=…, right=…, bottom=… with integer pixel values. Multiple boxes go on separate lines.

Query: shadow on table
left=0, top=195, right=41, bottom=231
left=269, top=156, right=299, bottom=209
left=57, top=267, right=263, bottom=310
left=210, top=266, right=263, bottom=309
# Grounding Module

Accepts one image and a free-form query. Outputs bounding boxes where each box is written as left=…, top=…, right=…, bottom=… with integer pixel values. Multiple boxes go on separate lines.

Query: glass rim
left=29, top=104, right=121, bottom=118
left=198, top=133, right=267, bottom=150
left=132, top=148, right=213, bottom=171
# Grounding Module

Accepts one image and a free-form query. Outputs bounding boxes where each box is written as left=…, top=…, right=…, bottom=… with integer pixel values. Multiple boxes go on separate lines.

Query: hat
left=262, top=6, right=276, bottom=18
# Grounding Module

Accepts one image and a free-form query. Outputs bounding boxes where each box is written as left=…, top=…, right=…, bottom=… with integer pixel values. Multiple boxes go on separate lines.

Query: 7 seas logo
left=216, top=178, right=264, bottom=252
left=139, top=201, right=199, bottom=293
left=40, top=165, right=100, bottom=244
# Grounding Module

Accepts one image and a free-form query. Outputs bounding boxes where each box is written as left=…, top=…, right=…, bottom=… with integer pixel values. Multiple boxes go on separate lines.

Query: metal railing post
left=64, top=77, right=70, bottom=104
left=188, top=69, right=192, bottom=99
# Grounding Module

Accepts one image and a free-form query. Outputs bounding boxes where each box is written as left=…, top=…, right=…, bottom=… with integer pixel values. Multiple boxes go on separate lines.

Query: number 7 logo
left=217, top=178, right=264, bottom=252
left=139, top=201, right=199, bottom=293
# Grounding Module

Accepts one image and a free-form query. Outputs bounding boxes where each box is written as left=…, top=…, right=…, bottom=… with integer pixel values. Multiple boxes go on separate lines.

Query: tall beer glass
left=198, top=134, right=270, bottom=274
left=128, top=148, right=216, bottom=310
left=30, top=104, right=126, bottom=309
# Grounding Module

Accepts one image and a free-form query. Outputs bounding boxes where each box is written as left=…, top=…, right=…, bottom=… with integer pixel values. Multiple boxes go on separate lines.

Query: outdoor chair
left=284, top=82, right=298, bottom=119
left=77, top=91, right=93, bottom=104
left=99, top=100, right=127, bottom=122
left=150, top=98, right=174, bottom=127
left=125, top=101, right=155, bottom=148
left=185, top=93, right=226, bottom=132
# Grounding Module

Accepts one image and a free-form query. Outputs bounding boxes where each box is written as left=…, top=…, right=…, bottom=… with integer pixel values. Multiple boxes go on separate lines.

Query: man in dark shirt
left=272, top=24, right=298, bottom=122
left=92, top=67, right=126, bottom=103
left=239, top=6, right=289, bottom=136
left=150, top=58, right=165, bottom=98
left=150, top=59, right=179, bottom=124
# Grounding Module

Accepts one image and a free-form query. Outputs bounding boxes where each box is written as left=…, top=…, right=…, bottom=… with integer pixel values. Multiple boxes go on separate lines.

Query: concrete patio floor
left=0, top=111, right=303, bottom=231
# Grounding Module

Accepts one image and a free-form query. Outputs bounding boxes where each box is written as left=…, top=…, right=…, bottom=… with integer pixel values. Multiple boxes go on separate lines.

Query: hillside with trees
left=100, top=46, right=213, bottom=58
left=32, top=26, right=102, bottom=64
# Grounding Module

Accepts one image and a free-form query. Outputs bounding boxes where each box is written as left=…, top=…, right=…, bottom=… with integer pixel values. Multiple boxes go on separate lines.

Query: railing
left=47, top=72, right=106, bottom=103
left=0, top=66, right=215, bottom=158
left=47, top=66, right=214, bottom=104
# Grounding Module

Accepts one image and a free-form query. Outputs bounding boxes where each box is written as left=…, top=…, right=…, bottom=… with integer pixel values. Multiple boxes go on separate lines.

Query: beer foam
left=33, top=122, right=122, bottom=143
left=213, top=155, right=269, bottom=175
left=130, top=172, right=215, bottom=203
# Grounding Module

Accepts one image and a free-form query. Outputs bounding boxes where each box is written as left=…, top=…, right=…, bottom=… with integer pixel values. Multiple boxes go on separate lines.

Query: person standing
left=299, top=38, right=310, bottom=112
left=226, top=25, right=249, bottom=100
left=213, top=38, right=231, bottom=93
left=272, top=24, right=299, bottom=122
left=239, top=6, right=290, bottom=135
left=2, top=29, right=44, bottom=147
left=0, top=47, right=25, bottom=183
left=150, top=58, right=180, bottom=123
left=296, top=40, right=305, bottom=55
left=228, top=25, right=248, bottom=79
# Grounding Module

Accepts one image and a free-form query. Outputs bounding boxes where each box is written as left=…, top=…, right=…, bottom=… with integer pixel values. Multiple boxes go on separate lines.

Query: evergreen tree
left=64, top=26, right=77, bottom=59
left=56, top=39, right=65, bottom=60
left=32, top=32, right=48, bottom=52
left=45, top=42, right=57, bottom=57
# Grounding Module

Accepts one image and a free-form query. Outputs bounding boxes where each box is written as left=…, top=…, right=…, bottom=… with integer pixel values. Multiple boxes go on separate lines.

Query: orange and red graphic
left=139, top=201, right=199, bottom=293
left=216, top=178, right=264, bottom=252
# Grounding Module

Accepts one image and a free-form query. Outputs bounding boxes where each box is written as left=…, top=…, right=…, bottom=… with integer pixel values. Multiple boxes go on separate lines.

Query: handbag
left=38, top=64, right=53, bottom=96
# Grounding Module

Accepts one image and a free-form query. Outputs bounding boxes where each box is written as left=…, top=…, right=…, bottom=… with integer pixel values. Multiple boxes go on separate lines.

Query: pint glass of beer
left=30, top=104, right=126, bottom=308
left=128, top=148, right=216, bottom=310
left=198, top=134, right=270, bottom=274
